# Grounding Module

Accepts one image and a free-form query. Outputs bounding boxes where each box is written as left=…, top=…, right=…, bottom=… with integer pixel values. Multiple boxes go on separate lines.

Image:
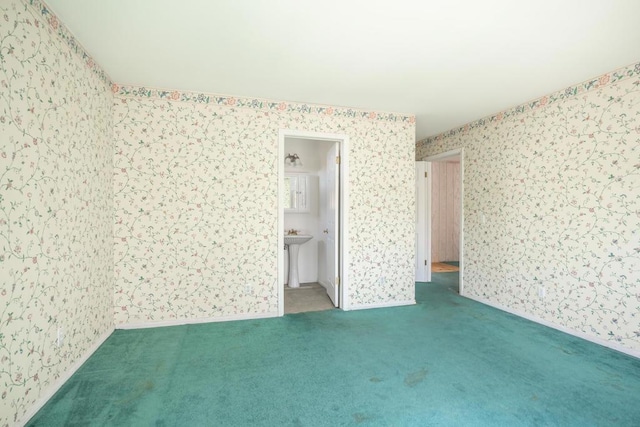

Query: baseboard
left=346, top=299, right=415, bottom=311
left=464, top=294, right=640, bottom=359
left=116, top=311, right=279, bottom=330
left=19, top=326, right=114, bottom=426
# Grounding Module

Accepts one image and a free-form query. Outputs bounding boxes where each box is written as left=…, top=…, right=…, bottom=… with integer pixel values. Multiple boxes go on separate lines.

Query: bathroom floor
left=284, top=282, right=335, bottom=314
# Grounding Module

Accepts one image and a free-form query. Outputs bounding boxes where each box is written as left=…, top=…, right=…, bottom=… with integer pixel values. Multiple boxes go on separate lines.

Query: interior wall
left=431, top=161, right=460, bottom=262
left=0, top=1, right=115, bottom=424
left=112, top=91, right=416, bottom=325
left=417, top=62, right=640, bottom=354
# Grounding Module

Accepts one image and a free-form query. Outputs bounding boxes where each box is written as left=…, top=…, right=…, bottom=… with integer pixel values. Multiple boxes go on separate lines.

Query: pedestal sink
left=284, top=235, right=313, bottom=288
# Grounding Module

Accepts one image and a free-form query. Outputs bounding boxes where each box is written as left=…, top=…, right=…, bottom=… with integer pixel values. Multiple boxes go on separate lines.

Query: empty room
left=1, top=0, right=639, bottom=425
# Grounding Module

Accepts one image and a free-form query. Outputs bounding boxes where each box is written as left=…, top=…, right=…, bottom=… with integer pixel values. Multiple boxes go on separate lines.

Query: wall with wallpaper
left=417, top=63, right=640, bottom=354
left=112, top=91, right=416, bottom=325
left=0, top=0, right=114, bottom=425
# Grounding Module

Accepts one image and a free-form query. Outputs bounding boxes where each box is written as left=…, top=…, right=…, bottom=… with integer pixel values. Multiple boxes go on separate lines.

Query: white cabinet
left=284, top=174, right=310, bottom=213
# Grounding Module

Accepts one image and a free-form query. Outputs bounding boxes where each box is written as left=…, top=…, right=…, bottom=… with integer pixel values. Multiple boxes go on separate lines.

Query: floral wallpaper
left=417, top=62, right=640, bottom=354
left=2, top=1, right=635, bottom=425
left=113, top=94, right=416, bottom=325
left=0, top=0, right=114, bottom=425
left=113, top=84, right=416, bottom=126
left=1, top=0, right=415, bottom=421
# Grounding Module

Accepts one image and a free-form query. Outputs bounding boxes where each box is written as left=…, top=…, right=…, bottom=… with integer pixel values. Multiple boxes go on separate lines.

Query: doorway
left=416, top=148, right=464, bottom=294
left=278, top=130, right=349, bottom=315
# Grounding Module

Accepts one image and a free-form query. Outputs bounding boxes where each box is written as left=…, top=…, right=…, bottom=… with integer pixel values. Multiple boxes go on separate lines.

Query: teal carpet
left=28, top=273, right=640, bottom=426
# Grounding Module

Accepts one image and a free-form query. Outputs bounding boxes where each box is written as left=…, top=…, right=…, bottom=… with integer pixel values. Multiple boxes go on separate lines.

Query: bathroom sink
left=284, top=235, right=312, bottom=288
left=284, top=235, right=313, bottom=245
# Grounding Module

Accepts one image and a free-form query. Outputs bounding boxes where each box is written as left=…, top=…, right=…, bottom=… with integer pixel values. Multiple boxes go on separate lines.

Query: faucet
left=286, top=229, right=299, bottom=235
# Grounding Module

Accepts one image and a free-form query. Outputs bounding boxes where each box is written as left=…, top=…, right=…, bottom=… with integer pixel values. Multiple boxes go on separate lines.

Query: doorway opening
left=277, top=130, right=349, bottom=315
left=416, top=148, right=464, bottom=295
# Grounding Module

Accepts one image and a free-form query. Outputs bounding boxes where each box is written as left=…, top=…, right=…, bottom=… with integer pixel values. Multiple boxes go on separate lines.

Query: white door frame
left=424, top=148, right=464, bottom=295
left=415, top=161, right=431, bottom=282
left=278, top=130, right=350, bottom=315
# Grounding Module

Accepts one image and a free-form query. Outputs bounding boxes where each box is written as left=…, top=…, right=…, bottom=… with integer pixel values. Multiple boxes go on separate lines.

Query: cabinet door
left=284, top=174, right=310, bottom=213
left=296, top=175, right=309, bottom=213
left=284, top=175, right=298, bottom=212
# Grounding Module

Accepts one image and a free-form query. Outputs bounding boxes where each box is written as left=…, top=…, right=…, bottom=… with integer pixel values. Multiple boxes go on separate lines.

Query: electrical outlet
left=56, top=327, right=65, bottom=347
left=538, top=286, right=545, bottom=299
left=244, top=284, right=253, bottom=295
left=379, top=276, right=386, bottom=285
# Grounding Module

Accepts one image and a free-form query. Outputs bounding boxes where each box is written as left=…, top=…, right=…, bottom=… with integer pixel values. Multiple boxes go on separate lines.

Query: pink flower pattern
left=112, top=96, right=416, bottom=324
left=113, top=86, right=414, bottom=124
left=1, top=0, right=113, bottom=423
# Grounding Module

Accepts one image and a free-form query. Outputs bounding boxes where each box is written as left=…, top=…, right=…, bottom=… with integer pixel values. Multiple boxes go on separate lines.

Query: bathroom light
left=285, top=153, right=303, bottom=167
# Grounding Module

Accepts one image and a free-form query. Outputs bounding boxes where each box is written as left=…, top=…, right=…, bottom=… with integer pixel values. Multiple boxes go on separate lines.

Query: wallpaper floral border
left=417, top=62, right=640, bottom=353
left=112, top=84, right=415, bottom=125
left=25, top=0, right=416, bottom=127
left=421, top=62, right=640, bottom=145
left=1, top=0, right=114, bottom=425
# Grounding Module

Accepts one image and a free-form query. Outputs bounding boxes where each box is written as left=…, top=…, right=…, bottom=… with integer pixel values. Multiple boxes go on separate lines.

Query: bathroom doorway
left=277, top=130, right=349, bottom=316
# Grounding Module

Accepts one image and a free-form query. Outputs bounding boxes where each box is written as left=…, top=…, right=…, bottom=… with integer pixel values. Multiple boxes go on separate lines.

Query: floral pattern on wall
left=0, top=1, right=114, bottom=425
left=417, top=62, right=640, bottom=353
left=112, top=84, right=416, bottom=125
left=113, top=96, right=416, bottom=325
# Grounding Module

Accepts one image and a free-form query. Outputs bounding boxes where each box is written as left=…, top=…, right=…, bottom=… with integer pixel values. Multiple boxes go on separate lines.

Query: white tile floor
left=284, top=282, right=335, bottom=314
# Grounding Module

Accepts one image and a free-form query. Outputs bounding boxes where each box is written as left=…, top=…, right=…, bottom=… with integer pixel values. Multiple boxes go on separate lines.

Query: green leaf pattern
left=1, top=0, right=113, bottom=424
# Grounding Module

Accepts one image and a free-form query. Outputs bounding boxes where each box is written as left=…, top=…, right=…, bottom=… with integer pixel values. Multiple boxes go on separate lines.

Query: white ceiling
left=46, top=0, right=640, bottom=140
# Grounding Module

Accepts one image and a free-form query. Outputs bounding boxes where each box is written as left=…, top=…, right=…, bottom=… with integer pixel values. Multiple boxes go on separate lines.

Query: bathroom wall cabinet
left=284, top=174, right=310, bottom=213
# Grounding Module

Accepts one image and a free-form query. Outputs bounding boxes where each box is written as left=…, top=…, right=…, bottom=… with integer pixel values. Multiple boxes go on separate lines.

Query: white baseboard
left=19, top=326, right=114, bottom=426
left=464, top=294, right=640, bottom=359
left=116, top=311, right=278, bottom=330
left=347, top=299, right=416, bottom=311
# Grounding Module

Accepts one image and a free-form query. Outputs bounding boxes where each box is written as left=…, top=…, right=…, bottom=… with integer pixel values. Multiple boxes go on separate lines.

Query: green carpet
left=28, top=273, right=640, bottom=426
